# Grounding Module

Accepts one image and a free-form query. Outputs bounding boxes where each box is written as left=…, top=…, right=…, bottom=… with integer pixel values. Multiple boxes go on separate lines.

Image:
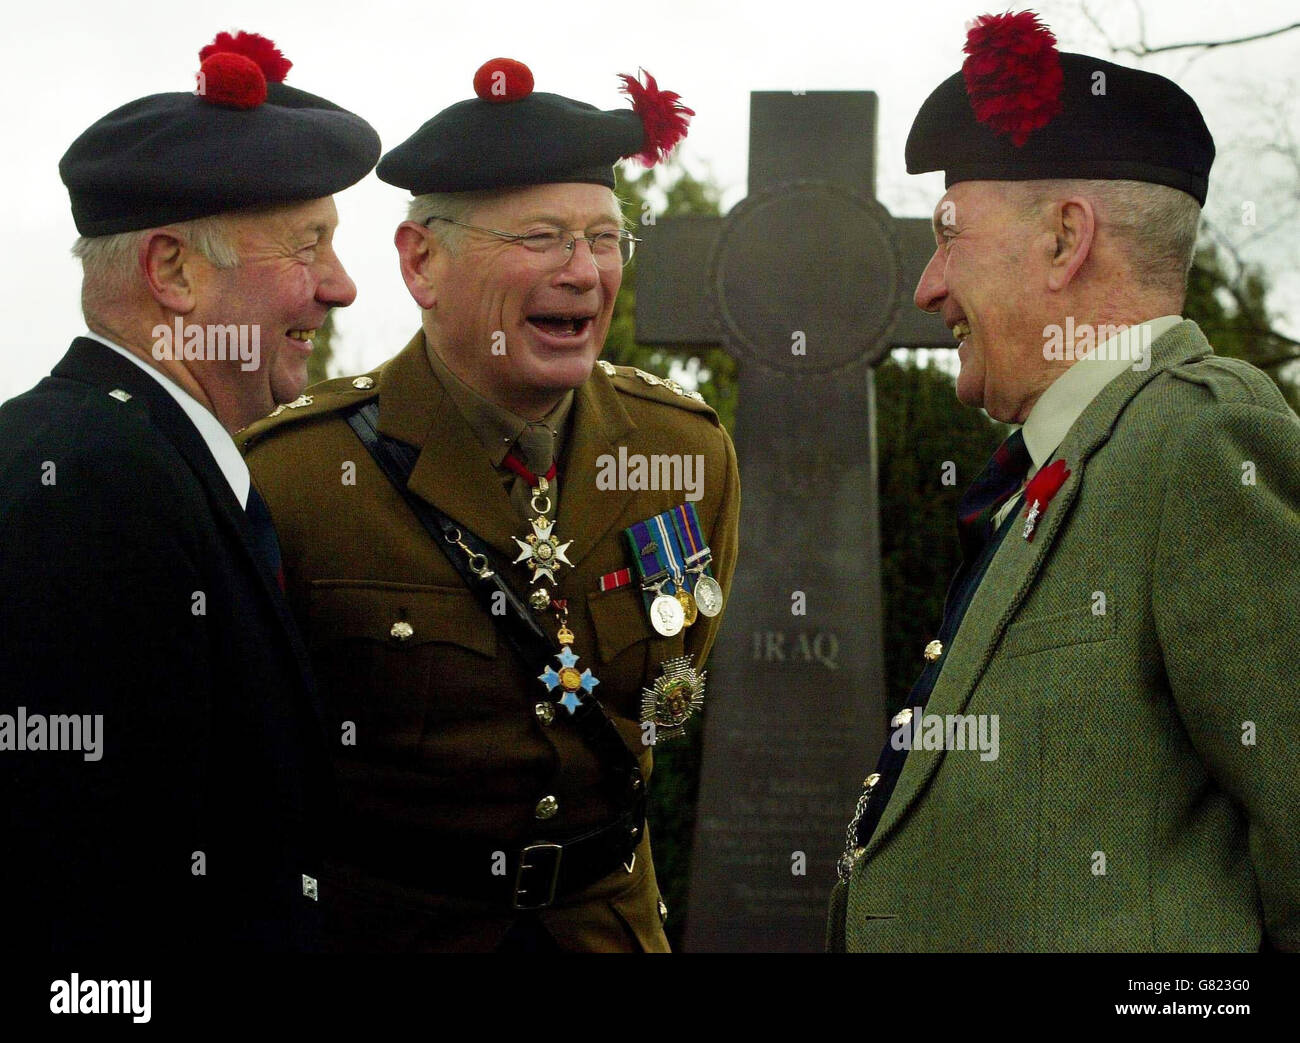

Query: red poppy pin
left=1022, top=459, right=1071, bottom=541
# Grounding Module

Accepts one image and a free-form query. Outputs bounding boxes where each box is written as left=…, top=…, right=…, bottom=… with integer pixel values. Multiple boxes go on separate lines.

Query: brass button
left=534, top=702, right=555, bottom=725
left=891, top=708, right=914, bottom=728
left=352, top=376, right=375, bottom=390
left=534, top=795, right=559, bottom=820
left=657, top=898, right=669, bottom=923
left=923, top=639, right=944, bottom=662
left=864, top=773, right=881, bottom=789
left=390, top=621, right=414, bottom=642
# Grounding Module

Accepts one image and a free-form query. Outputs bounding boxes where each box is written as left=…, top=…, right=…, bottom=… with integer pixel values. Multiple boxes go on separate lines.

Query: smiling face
left=418, top=182, right=623, bottom=418
left=189, top=196, right=356, bottom=425
left=914, top=180, right=1056, bottom=423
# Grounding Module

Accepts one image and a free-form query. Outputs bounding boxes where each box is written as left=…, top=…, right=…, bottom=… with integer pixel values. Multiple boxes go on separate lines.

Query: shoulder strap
left=344, top=401, right=643, bottom=807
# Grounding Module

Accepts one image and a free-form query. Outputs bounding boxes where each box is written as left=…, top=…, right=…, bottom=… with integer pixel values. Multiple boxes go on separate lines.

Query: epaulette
left=237, top=370, right=380, bottom=451
left=595, top=360, right=717, bottom=420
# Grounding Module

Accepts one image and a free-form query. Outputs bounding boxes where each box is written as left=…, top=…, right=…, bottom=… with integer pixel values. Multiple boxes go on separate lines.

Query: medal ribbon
left=652, top=513, right=686, bottom=592
left=502, top=453, right=557, bottom=487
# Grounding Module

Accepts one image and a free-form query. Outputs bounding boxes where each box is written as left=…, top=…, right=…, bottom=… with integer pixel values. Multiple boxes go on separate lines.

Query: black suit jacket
left=0, top=338, right=332, bottom=953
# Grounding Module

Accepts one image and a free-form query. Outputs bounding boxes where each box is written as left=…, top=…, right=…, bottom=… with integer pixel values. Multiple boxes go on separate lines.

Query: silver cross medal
left=513, top=516, right=573, bottom=583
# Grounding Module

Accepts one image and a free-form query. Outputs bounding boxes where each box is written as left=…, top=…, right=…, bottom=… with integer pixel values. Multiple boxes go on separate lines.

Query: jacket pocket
left=308, top=579, right=495, bottom=657
left=307, top=580, right=498, bottom=741
left=999, top=605, right=1117, bottom=659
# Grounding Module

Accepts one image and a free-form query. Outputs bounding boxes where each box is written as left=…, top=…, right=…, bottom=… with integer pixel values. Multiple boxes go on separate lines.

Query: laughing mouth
left=527, top=314, right=593, bottom=337
left=951, top=320, right=971, bottom=342
left=286, top=328, right=317, bottom=342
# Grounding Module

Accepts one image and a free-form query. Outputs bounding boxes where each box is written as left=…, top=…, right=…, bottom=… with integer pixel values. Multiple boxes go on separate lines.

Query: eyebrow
left=518, top=213, right=624, bottom=229
left=931, top=213, right=948, bottom=239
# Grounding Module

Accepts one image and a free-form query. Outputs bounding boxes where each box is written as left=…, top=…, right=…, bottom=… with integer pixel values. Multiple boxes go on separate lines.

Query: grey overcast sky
left=4, top=0, right=1297, bottom=399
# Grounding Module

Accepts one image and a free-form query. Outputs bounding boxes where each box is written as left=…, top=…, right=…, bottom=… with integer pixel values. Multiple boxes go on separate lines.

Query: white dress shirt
left=992, top=315, right=1182, bottom=527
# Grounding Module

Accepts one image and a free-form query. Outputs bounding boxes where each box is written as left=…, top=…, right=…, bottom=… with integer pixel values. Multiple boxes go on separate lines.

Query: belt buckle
left=511, top=842, right=563, bottom=911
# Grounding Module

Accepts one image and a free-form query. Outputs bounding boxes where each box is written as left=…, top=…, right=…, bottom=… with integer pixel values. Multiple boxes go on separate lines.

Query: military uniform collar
left=374, top=330, right=636, bottom=565
left=422, top=338, right=573, bottom=469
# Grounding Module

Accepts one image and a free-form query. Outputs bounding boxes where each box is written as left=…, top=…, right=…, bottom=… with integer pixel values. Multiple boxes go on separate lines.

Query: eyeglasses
left=423, top=216, right=640, bottom=270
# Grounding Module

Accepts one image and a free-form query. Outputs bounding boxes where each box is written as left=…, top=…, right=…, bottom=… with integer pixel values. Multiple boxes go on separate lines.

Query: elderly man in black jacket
left=0, top=30, right=379, bottom=952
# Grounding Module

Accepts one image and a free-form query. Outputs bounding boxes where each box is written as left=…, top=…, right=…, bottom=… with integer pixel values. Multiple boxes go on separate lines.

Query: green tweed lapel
left=863, top=321, right=1214, bottom=857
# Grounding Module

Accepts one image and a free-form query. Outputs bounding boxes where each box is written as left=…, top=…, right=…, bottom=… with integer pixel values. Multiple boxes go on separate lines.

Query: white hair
left=1014, top=179, right=1201, bottom=294
left=72, top=215, right=240, bottom=322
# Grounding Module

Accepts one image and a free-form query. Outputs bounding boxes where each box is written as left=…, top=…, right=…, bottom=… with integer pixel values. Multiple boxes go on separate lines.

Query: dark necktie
left=956, top=429, right=1032, bottom=562
left=508, top=423, right=556, bottom=521
left=245, top=485, right=285, bottom=591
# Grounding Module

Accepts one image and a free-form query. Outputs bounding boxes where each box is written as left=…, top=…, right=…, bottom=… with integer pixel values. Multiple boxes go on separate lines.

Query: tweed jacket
left=830, top=320, right=1300, bottom=952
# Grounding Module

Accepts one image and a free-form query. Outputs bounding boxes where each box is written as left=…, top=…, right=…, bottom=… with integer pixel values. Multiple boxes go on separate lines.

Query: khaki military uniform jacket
left=241, top=332, right=739, bottom=951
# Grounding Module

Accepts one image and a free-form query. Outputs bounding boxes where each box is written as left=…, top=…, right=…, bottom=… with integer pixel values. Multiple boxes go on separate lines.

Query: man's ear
left=395, top=221, right=439, bottom=309
left=1046, top=196, right=1096, bottom=292
left=140, top=230, right=199, bottom=313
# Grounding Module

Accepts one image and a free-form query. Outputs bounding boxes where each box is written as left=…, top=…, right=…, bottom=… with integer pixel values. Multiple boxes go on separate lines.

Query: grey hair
left=72, top=215, right=240, bottom=321
left=406, top=186, right=630, bottom=253
left=1014, top=179, right=1201, bottom=295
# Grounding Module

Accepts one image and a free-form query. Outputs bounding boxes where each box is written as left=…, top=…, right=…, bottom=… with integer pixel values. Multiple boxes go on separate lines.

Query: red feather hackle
left=962, top=11, right=1063, bottom=146
left=200, top=31, right=292, bottom=83
left=618, top=69, right=694, bottom=167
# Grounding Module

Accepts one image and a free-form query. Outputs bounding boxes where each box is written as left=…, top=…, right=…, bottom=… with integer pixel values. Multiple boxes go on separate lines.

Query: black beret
left=907, top=15, right=1214, bottom=206
left=378, top=58, right=691, bottom=194
left=60, top=32, right=381, bottom=236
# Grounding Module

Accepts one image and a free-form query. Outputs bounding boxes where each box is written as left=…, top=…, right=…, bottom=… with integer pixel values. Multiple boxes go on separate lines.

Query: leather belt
left=348, top=806, right=645, bottom=911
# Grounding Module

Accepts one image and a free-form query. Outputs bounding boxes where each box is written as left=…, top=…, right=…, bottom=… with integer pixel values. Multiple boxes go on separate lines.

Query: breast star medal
left=640, top=656, right=705, bottom=742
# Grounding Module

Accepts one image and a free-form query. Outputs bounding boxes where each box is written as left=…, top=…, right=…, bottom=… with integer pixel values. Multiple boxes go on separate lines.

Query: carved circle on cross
left=708, top=180, right=902, bottom=375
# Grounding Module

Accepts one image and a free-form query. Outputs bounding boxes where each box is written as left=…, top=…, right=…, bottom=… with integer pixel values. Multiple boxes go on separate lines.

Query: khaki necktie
left=509, top=422, right=556, bottom=522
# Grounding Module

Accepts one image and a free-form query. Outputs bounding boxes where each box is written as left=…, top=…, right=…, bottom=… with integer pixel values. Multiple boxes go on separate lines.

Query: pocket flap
left=308, top=580, right=495, bottom=658
left=1000, top=605, right=1117, bottom=659
left=587, top=585, right=656, bottom=663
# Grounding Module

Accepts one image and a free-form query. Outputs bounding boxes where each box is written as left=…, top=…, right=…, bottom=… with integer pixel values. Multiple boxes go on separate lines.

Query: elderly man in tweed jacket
left=829, top=12, right=1300, bottom=952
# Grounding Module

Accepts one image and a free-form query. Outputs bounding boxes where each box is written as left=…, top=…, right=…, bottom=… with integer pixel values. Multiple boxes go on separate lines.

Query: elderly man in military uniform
left=0, top=31, right=380, bottom=951
left=240, top=58, right=739, bottom=952
left=829, top=11, right=1300, bottom=952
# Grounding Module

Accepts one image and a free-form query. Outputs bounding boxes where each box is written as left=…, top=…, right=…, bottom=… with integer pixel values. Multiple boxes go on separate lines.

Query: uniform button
left=891, top=708, right=914, bottom=727
left=534, top=795, right=559, bottom=820
left=923, top=639, right=943, bottom=662
left=864, top=773, right=881, bottom=789
left=390, top=621, right=414, bottom=642
left=352, top=376, right=375, bottom=390
left=657, top=898, right=669, bottom=923
left=534, top=702, right=555, bottom=725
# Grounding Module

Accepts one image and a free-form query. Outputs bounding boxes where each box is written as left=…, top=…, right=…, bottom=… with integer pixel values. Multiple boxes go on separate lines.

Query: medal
left=539, top=645, right=600, bottom=715
left=625, top=505, right=725, bottom=637
left=510, top=473, right=574, bottom=586
left=693, top=574, right=724, bottom=617
left=649, top=590, right=685, bottom=637
left=640, top=655, right=706, bottom=742
left=503, top=453, right=602, bottom=710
